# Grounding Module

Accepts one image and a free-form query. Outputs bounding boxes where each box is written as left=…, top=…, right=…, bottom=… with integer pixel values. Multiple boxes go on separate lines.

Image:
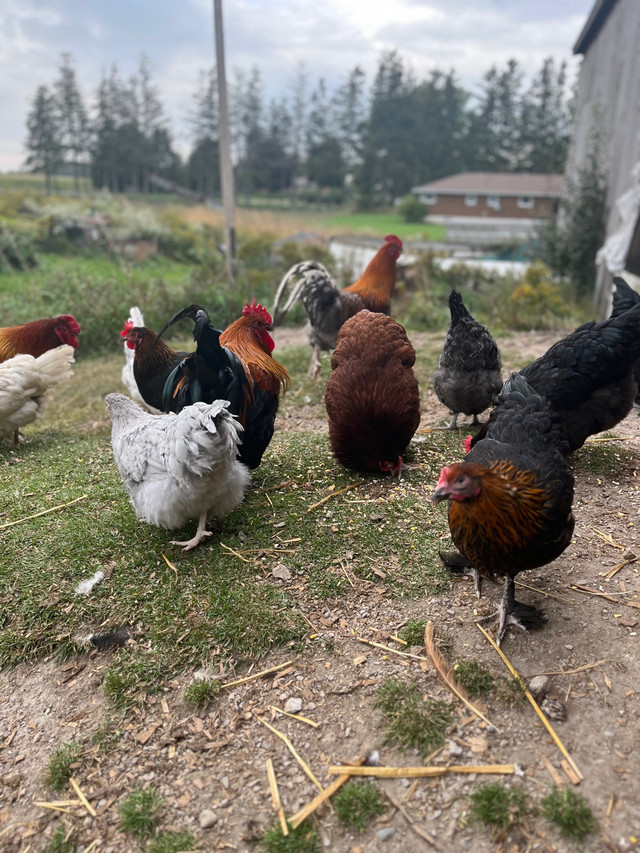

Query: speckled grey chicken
left=432, top=290, right=502, bottom=429
left=324, top=311, right=421, bottom=475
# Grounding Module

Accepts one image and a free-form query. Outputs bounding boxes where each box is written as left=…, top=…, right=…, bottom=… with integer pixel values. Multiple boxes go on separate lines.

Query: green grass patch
left=47, top=823, right=76, bottom=853
left=541, top=787, right=597, bottom=841
left=467, top=781, right=530, bottom=832
left=455, top=660, right=495, bottom=697
left=147, top=830, right=196, bottom=853
left=118, top=786, right=164, bottom=840
left=323, top=211, right=445, bottom=242
left=45, top=742, right=84, bottom=792
left=333, top=780, right=385, bottom=831
left=375, top=678, right=453, bottom=759
left=261, top=822, right=321, bottom=853
left=495, top=676, right=527, bottom=707
left=184, top=678, right=222, bottom=706
left=572, top=437, right=636, bottom=477
left=397, top=619, right=427, bottom=647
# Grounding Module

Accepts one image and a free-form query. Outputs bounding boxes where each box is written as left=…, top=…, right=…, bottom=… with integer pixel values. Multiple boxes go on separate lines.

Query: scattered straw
left=327, top=764, right=514, bottom=779
left=530, top=659, right=608, bottom=677
left=270, top=706, right=319, bottom=728
left=69, top=778, right=97, bottom=817
left=256, top=716, right=323, bottom=792
left=357, top=636, right=430, bottom=662
left=476, top=623, right=583, bottom=784
left=537, top=753, right=565, bottom=786
left=515, top=580, right=575, bottom=604
left=603, top=556, right=638, bottom=580
left=590, top=527, right=625, bottom=550
left=221, top=659, right=295, bottom=689
left=306, top=481, right=364, bottom=512
left=220, top=542, right=251, bottom=563
left=385, top=789, right=444, bottom=850
left=266, top=759, right=288, bottom=836
left=571, top=584, right=640, bottom=610
left=288, top=758, right=366, bottom=829
left=0, top=495, right=88, bottom=530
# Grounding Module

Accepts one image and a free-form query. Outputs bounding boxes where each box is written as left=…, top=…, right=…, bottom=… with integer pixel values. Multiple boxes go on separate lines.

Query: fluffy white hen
left=0, top=345, right=74, bottom=444
left=105, top=393, right=251, bottom=550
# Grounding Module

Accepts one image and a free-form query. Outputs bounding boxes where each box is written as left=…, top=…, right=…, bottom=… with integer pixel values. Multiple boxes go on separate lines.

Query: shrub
left=397, top=194, right=427, bottom=223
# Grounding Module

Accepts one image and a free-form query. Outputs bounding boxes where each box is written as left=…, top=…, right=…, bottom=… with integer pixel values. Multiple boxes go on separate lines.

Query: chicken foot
left=477, top=576, right=547, bottom=646
left=170, top=512, right=212, bottom=552
left=308, top=345, right=322, bottom=380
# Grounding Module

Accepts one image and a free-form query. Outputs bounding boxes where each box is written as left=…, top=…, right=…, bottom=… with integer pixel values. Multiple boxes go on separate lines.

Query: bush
left=397, top=194, right=427, bottom=223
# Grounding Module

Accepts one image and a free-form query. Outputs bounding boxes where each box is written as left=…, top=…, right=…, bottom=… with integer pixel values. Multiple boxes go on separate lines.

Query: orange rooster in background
left=272, top=235, right=402, bottom=378
left=0, top=315, right=80, bottom=363
left=122, top=301, right=290, bottom=469
left=324, top=311, right=421, bottom=475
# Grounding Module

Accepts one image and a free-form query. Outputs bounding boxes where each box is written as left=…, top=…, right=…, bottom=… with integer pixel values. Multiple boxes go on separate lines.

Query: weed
left=573, top=439, right=636, bottom=477
left=375, top=678, right=453, bottom=759
left=455, top=660, right=495, bottom=697
left=468, top=782, right=530, bottom=831
left=261, top=821, right=322, bottom=853
left=333, top=781, right=385, bottom=831
left=47, top=823, right=76, bottom=853
left=397, top=619, right=426, bottom=646
left=541, top=787, right=597, bottom=841
left=118, top=787, right=164, bottom=840
left=496, top=675, right=527, bottom=707
left=184, top=678, right=221, bottom=705
left=45, top=742, right=84, bottom=792
left=90, top=716, right=124, bottom=753
left=147, top=830, right=197, bottom=853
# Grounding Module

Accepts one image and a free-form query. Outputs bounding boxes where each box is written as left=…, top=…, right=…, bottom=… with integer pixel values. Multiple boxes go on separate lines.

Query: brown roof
left=412, top=172, right=565, bottom=198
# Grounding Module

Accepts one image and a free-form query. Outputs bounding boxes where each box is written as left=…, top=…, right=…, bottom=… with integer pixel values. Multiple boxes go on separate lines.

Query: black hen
left=432, top=290, right=502, bottom=429
left=434, top=376, right=575, bottom=645
left=610, top=275, right=640, bottom=405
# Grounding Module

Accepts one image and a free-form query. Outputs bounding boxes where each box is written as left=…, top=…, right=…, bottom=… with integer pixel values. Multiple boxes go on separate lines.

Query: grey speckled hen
left=432, top=290, right=502, bottom=429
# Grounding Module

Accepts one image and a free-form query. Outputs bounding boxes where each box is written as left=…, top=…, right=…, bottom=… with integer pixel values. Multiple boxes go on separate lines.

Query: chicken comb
left=384, top=234, right=403, bottom=247
left=242, top=299, right=272, bottom=325
left=120, top=320, right=134, bottom=338
left=463, top=434, right=473, bottom=454
left=58, top=314, right=81, bottom=333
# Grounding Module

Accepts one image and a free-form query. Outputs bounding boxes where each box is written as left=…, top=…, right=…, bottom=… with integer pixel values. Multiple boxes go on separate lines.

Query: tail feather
left=448, top=290, right=471, bottom=325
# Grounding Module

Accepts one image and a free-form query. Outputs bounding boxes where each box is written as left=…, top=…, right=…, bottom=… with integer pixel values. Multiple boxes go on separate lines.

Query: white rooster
left=105, top=393, right=251, bottom=551
left=0, top=345, right=74, bottom=445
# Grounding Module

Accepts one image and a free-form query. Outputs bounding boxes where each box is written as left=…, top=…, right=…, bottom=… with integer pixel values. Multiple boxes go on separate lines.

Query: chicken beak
left=432, top=487, right=449, bottom=504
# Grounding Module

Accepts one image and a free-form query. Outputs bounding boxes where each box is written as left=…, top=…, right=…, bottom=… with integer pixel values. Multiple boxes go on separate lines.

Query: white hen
left=105, top=393, right=251, bottom=551
left=0, top=345, right=74, bottom=444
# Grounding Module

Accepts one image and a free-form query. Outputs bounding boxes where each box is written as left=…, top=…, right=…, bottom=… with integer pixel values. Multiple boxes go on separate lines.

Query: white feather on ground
left=105, top=393, right=251, bottom=551
left=0, top=345, right=75, bottom=443
left=121, top=306, right=159, bottom=411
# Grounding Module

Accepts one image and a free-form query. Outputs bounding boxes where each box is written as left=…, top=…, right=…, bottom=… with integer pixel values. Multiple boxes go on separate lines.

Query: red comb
left=120, top=320, right=134, bottom=338
left=242, top=299, right=272, bottom=324
left=385, top=234, right=402, bottom=247
left=463, top=435, right=473, bottom=454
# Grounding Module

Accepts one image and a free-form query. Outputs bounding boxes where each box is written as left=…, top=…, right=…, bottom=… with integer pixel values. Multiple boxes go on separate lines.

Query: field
left=1, top=320, right=639, bottom=852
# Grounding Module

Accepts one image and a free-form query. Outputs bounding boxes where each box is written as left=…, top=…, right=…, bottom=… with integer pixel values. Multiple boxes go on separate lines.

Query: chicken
left=105, top=393, right=251, bottom=551
left=0, top=315, right=80, bottom=363
left=121, top=301, right=290, bottom=469
left=432, top=290, right=502, bottom=429
left=433, top=376, right=575, bottom=645
left=324, top=311, right=421, bottom=474
left=0, top=345, right=75, bottom=444
left=121, top=306, right=158, bottom=411
left=272, top=235, right=403, bottom=378
left=610, top=276, right=640, bottom=406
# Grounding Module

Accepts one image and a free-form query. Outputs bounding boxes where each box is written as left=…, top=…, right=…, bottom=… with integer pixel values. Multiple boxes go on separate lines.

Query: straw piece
left=476, top=623, right=583, bottom=783
left=603, top=556, right=637, bottom=580
left=34, top=803, right=75, bottom=814
left=0, top=495, right=88, bottom=530
left=256, top=716, right=323, bottom=792
left=288, top=758, right=367, bottom=829
left=385, top=790, right=444, bottom=850
left=69, top=778, right=97, bottom=817
left=572, top=584, right=640, bottom=610
left=271, top=706, right=319, bottom=728
left=266, top=759, right=288, bottom=836
left=220, top=542, right=251, bottom=562
left=515, top=580, right=575, bottom=603
left=530, top=659, right=608, bottom=677
left=424, top=621, right=497, bottom=730
left=537, top=753, right=565, bottom=786
left=221, top=659, right=295, bottom=689
left=306, top=482, right=364, bottom=512
left=590, top=527, right=625, bottom=550
left=357, top=637, right=430, bottom=662
left=327, top=764, right=514, bottom=778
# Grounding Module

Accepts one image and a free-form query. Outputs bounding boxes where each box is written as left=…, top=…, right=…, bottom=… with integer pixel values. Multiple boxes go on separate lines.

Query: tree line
left=25, top=51, right=573, bottom=206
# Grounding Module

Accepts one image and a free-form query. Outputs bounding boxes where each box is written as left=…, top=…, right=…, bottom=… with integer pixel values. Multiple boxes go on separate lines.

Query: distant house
left=567, top=0, right=640, bottom=312
left=410, top=172, right=564, bottom=245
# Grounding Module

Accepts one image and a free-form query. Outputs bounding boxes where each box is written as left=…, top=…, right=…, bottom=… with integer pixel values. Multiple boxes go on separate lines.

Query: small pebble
left=199, top=809, right=218, bottom=829
left=528, top=675, right=550, bottom=701
left=377, top=827, right=396, bottom=842
left=564, top=644, right=574, bottom=651
left=284, top=697, right=303, bottom=714
left=447, top=740, right=463, bottom=757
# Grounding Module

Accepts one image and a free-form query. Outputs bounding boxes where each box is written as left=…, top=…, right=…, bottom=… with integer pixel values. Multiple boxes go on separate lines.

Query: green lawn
left=322, top=211, right=445, bottom=241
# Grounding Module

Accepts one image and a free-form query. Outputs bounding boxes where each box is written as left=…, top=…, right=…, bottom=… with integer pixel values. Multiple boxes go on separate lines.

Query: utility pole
left=213, top=0, right=236, bottom=282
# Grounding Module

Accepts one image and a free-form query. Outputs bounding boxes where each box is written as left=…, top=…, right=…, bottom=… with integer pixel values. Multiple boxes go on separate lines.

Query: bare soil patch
left=1, top=328, right=639, bottom=853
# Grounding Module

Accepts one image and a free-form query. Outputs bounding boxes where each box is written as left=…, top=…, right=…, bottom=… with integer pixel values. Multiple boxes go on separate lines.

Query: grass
left=47, top=823, right=76, bottom=852
left=322, top=210, right=446, bottom=241
left=572, top=435, right=637, bottom=477
left=541, top=787, right=597, bottom=841
left=333, top=781, right=385, bottom=831
left=397, top=618, right=427, bottom=646
left=467, top=782, right=530, bottom=832
left=375, top=678, right=454, bottom=759
left=261, top=822, right=321, bottom=853
left=455, top=660, right=495, bottom=697
left=184, top=677, right=222, bottom=705
left=147, top=831, right=197, bottom=853
left=44, top=742, right=84, bottom=792
left=118, top=787, right=164, bottom=839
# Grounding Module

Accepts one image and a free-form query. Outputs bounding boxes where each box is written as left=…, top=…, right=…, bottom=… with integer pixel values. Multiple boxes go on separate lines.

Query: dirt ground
left=1, top=327, right=639, bottom=853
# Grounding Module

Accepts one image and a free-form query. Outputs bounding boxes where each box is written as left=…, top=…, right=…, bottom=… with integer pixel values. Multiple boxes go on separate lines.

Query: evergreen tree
left=24, top=85, right=62, bottom=193
left=53, top=53, right=89, bottom=193
left=519, top=58, right=571, bottom=173
left=331, top=66, right=367, bottom=172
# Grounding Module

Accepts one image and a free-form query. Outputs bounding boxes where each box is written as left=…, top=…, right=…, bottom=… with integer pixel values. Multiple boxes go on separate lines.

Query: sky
left=1, top=0, right=595, bottom=172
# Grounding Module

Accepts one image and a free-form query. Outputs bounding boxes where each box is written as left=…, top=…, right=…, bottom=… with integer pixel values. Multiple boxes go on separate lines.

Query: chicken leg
left=478, top=576, right=547, bottom=646
left=170, top=511, right=212, bottom=552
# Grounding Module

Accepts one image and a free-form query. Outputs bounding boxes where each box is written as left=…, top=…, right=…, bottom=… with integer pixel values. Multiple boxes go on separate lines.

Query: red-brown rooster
left=272, top=235, right=403, bottom=378
left=121, top=301, right=290, bottom=469
left=324, top=311, right=420, bottom=474
left=0, top=315, right=80, bottom=363
left=433, top=376, right=575, bottom=646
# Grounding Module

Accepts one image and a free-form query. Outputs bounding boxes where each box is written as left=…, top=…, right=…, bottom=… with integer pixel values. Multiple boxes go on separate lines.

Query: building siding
left=423, top=194, right=556, bottom=219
